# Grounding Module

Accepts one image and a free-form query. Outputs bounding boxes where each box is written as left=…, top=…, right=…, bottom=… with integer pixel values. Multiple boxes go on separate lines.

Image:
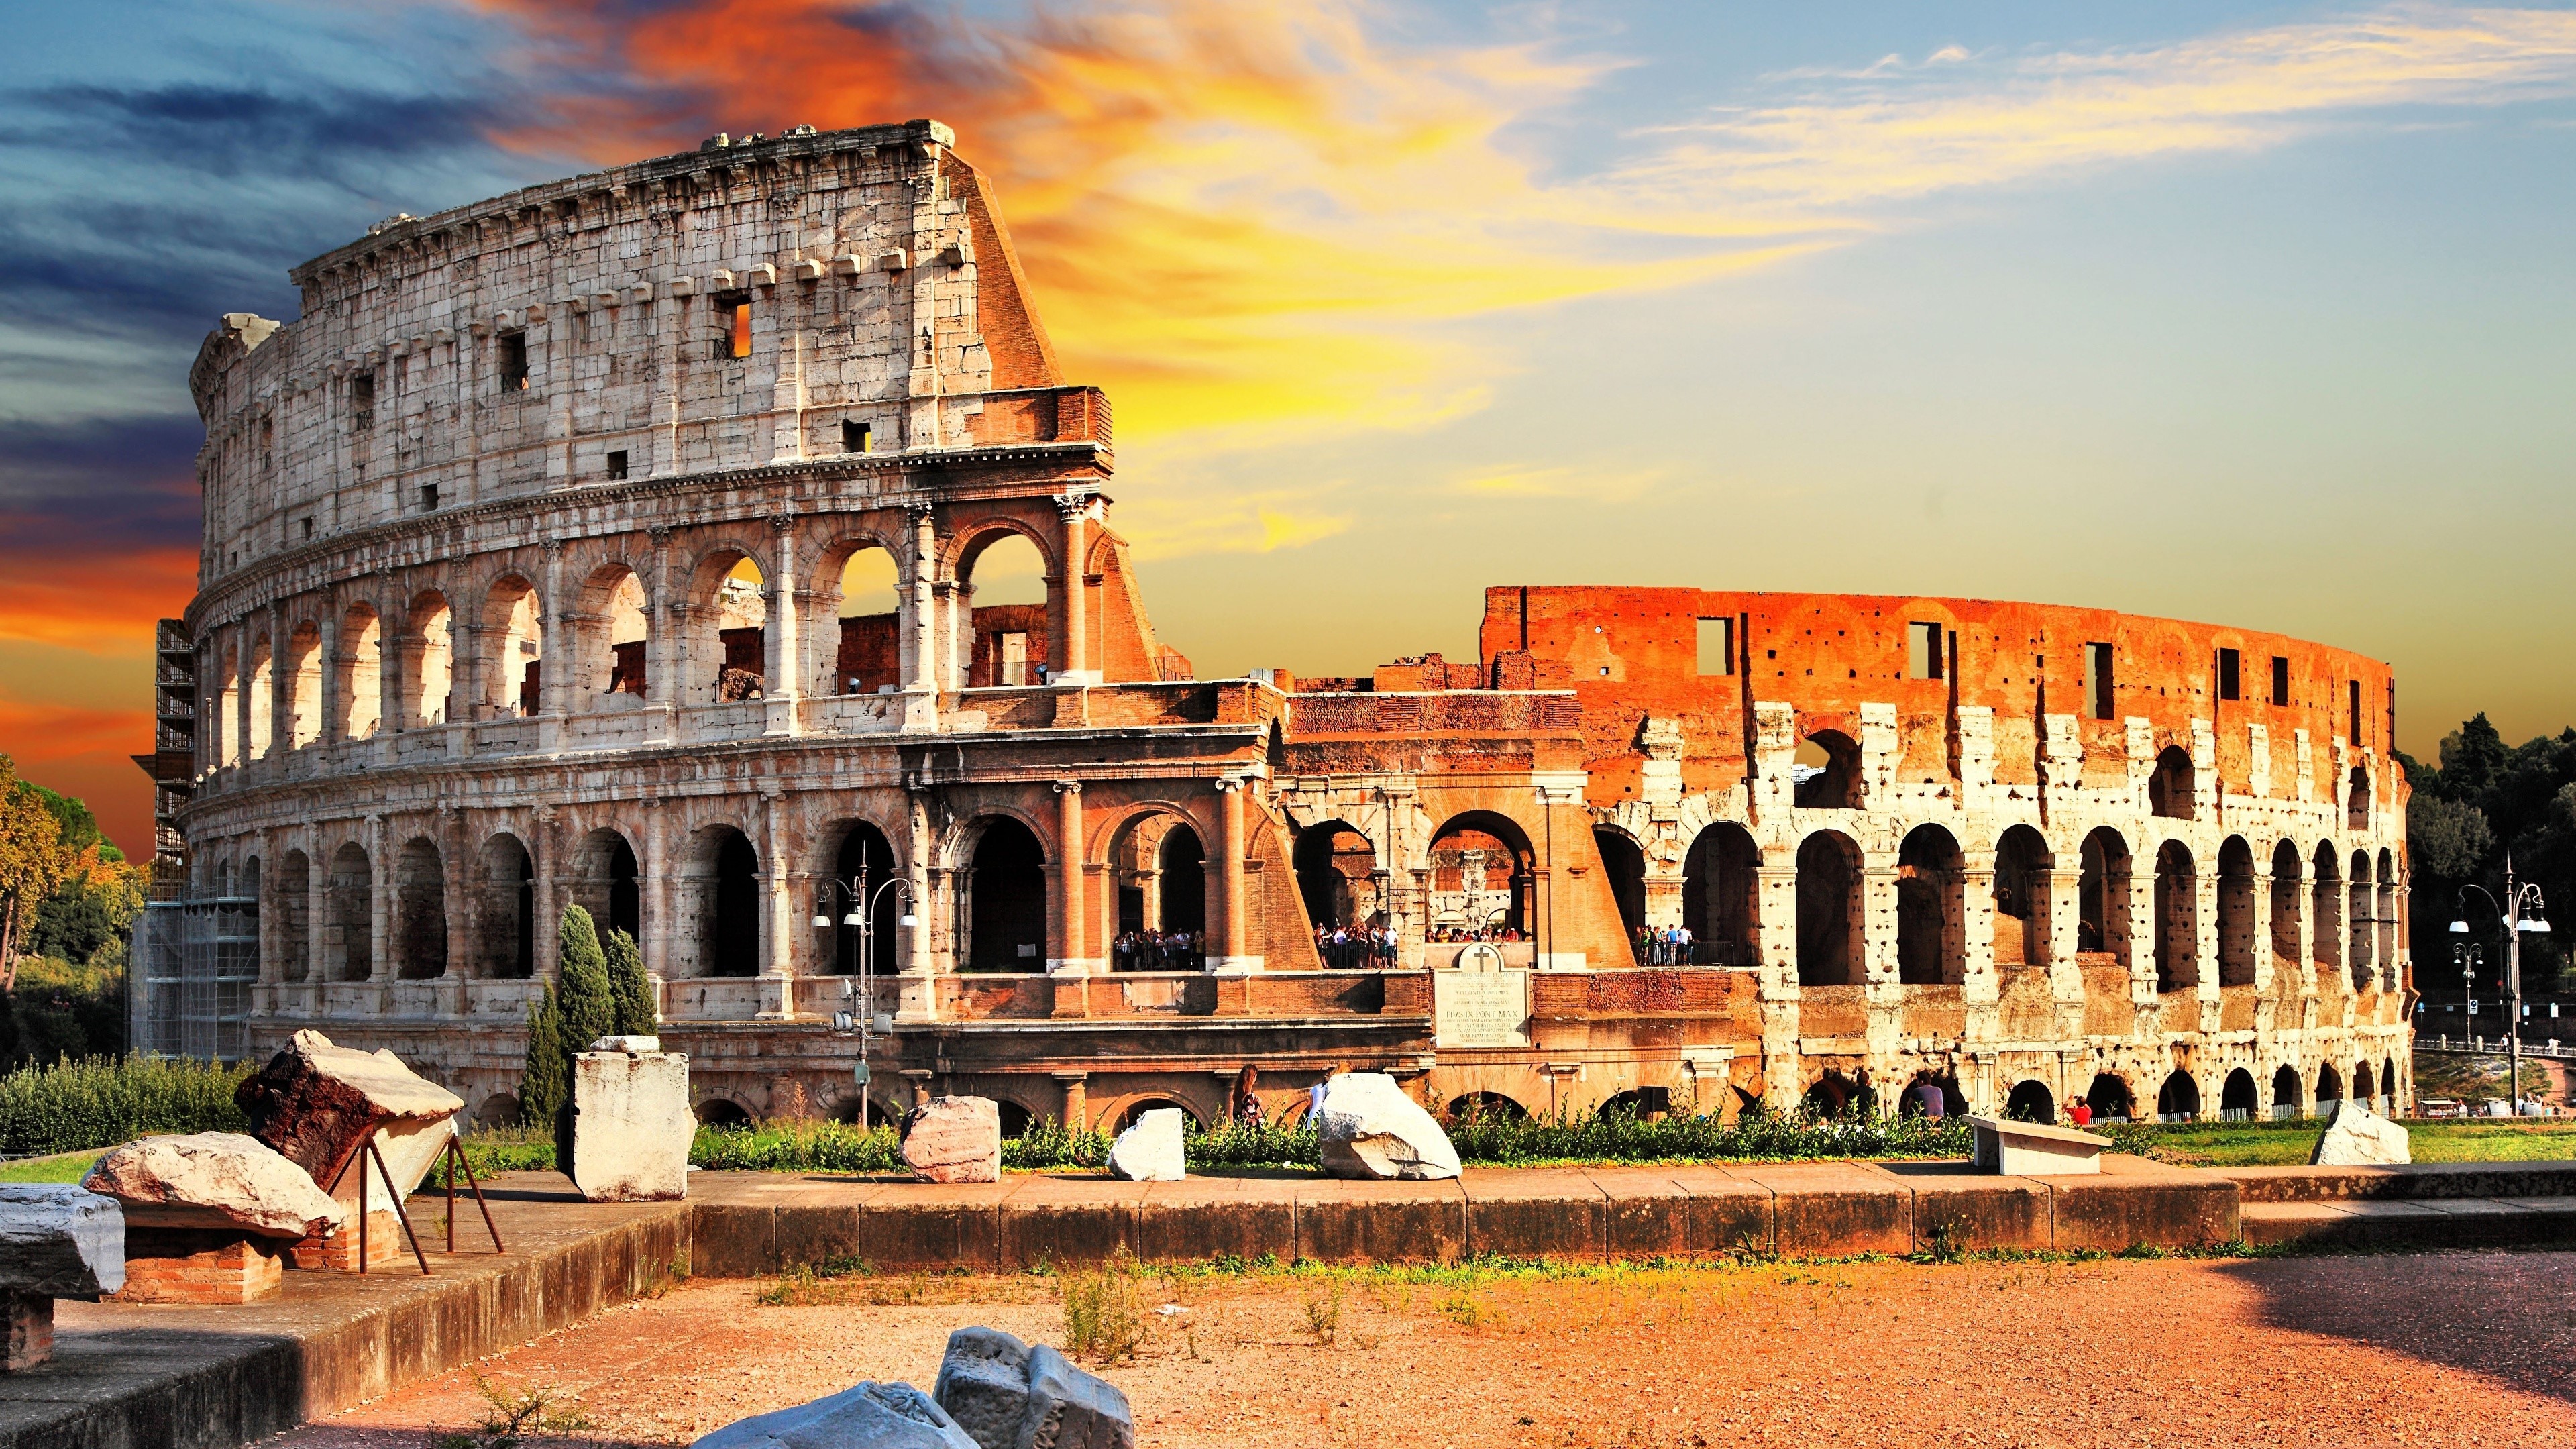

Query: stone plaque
left=1436, top=968, right=1530, bottom=1049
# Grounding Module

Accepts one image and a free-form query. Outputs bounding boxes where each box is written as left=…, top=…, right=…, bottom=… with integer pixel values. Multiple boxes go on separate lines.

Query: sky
left=3, top=1, right=2573, bottom=857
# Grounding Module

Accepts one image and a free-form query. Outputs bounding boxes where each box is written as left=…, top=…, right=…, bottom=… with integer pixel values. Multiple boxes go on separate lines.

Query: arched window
left=2271, top=1063, right=2302, bottom=1120
left=2153, top=841, right=2196, bottom=992
left=2004, top=1079, right=2056, bottom=1124
left=217, top=641, right=242, bottom=767
left=1428, top=812, right=1534, bottom=936
left=829, top=543, right=902, bottom=696
left=2347, top=764, right=2371, bottom=831
left=1896, top=824, right=1962, bottom=985
left=395, top=837, right=447, bottom=979
left=959, top=531, right=1049, bottom=688
left=476, top=833, right=535, bottom=979
left=1792, top=731, right=1861, bottom=809
left=565, top=828, right=642, bottom=947
left=1444, top=1092, right=1529, bottom=1124
left=410, top=592, right=453, bottom=728
left=824, top=820, right=901, bottom=977
left=1595, top=828, right=1648, bottom=955
left=2312, top=843, right=2343, bottom=974
left=482, top=575, right=543, bottom=718
left=710, top=557, right=768, bottom=702
left=2353, top=1061, right=2376, bottom=1103
left=2348, top=850, right=2373, bottom=992
left=582, top=564, right=649, bottom=708
left=2269, top=840, right=2303, bottom=969
left=276, top=849, right=311, bottom=983
left=1682, top=822, right=1759, bottom=969
left=1293, top=820, right=1378, bottom=933
left=2148, top=746, right=2194, bottom=820
left=2314, top=1063, right=2344, bottom=1115
left=678, top=826, right=760, bottom=977
left=1157, top=824, right=1205, bottom=936
left=1796, top=831, right=1862, bottom=987
left=696, top=1098, right=753, bottom=1127
left=2216, top=837, right=2256, bottom=987
left=247, top=633, right=274, bottom=758
left=2078, top=828, right=2131, bottom=965
left=341, top=603, right=383, bottom=741
left=1114, top=1097, right=1199, bottom=1132
left=286, top=623, right=323, bottom=748
left=2084, top=1073, right=2134, bottom=1123
left=1991, top=826, right=2051, bottom=969
left=966, top=817, right=1048, bottom=971
left=2220, top=1068, right=2258, bottom=1121
left=326, top=842, right=372, bottom=981
left=2155, top=1070, right=2200, bottom=1122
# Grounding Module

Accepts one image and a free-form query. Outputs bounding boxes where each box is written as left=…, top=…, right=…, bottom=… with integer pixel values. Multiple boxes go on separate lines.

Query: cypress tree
left=556, top=904, right=615, bottom=1053
left=519, top=983, right=566, bottom=1131
left=604, top=928, right=655, bottom=1037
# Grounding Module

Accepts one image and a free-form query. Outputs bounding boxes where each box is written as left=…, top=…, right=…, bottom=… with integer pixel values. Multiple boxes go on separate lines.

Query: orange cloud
left=0, top=545, right=197, bottom=653
left=0, top=698, right=158, bottom=860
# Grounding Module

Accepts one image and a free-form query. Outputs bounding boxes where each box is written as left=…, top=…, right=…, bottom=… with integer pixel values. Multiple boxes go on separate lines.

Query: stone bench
left=1966, top=1116, right=2112, bottom=1176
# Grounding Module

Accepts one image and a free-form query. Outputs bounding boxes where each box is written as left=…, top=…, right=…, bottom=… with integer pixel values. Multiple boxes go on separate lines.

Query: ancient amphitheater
left=148, top=119, right=2412, bottom=1134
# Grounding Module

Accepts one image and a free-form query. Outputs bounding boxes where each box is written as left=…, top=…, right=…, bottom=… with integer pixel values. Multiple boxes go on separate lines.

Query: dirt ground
left=264, top=1249, right=2576, bottom=1448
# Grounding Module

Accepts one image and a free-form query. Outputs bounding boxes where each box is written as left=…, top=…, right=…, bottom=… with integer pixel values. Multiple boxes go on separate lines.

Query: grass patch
left=0, top=1150, right=103, bottom=1183
left=2108, top=1118, right=2576, bottom=1167
left=1060, top=1254, right=1148, bottom=1361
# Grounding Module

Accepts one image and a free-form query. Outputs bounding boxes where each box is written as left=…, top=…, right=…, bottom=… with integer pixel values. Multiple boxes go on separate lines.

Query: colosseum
left=144, top=118, right=2413, bottom=1135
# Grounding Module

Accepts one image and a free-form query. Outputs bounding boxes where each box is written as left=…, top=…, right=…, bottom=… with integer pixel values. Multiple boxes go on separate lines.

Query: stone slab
left=1723, top=1164, right=1911, bottom=1258
left=1460, top=1169, right=1606, bottom=1261
left=1881, top=1163, right=2053, bottom=1253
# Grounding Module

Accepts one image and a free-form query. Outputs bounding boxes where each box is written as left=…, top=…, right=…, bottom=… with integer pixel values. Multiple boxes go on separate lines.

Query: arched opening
left=1595, top=828, right=1648, bottom=957
left=583, top=564, right=649, bottom=707
left=2004, top=1079, right=2056, bottom=1124
left=410, top=591, right=453, bottom=728
left=1803, top=1070, right=1872, bottom=1119
left=1682, top=822, right=1758, bottom=968
left=2353, top=1061, right=2376, bottom=1104
left=482, top=574, right=543, bottom=718
left=1293, top=820, right=1379, bottom=933
left=2153, top=841, right=2197, bottom=992
left=1991, top=826, right=2051, bottom=969
left=679, top=826, right=761, bottom=978
left=2148, top=745, right=2195, bottom=820
left=476, top=833, right=535, bottom=979
left=2272, top=1064, right=2303, bottom=1120
left=217, top=641, right=241, bottom=767
left=2312, top=843, right=2343, bottom=975
left=476, top=1093, right=522, bottom=1129
left=1792, top=731, right=1861, bottom=809
left=696, top=1098, right=753, bottom=1128
left=1896, top=1074, right=1965, bottom=1119
left=824, top=820, right=901, bottom=977
left=965, top=816, right=1048, bottom=971
left=2375, top=849, right=2398, bottom=988
left=341, top=603, right=383, bottom=741
left=1428, top=812, right=1534, bottom=937
left=2156, top=1069, right=2200, bottom=1122
left=2348, top=849, right=2374, bottom=991
left=247, top=633, right=274, bottom=758
left=394, top=837, right=447, bottom=979
left=2382, top=1055, right=2398, bottom=1112
left=710, top=556, right=768, bottom=702
left=1444, top=1092, right=1528, bottom=1124
left=2347, top=764, right=2371, bottom=831
left=996, top=1100, right=1034, bottom=1140
left=276, top=849, right=311, bottom=982
left=286, top=622, right=323, bottom=748
left=2078, top=828, right=2131, bottom=965
left=1156, top=824, right=1205, bottom=935
left=2315, top=1063, right=2344, bottom=1115
left=1796, top=830, right=1862, bottom=986
left=325, top=842, right=372, bottom=981
left=567, top=828, right=643, bottom=947
left=2269, top=840, right=2303, bottom=970
left=2220, top=1068, right=2258, bottom=1121
left=2084, top=1073, right=2134, bottom=1123
left=1114, top=1097, right=1199, bottom=1133
left=829, top=543, right=902, bottom=696
left=1896, top=824, right=1963, bottom=985
left=959, top=531, right=1049, bottom=687
left=2216, top=837, right=2256, bottom=987
left=1598, top=1087, right=1674, bottom=1121
left=1110, top=811, right=1210, bottom=963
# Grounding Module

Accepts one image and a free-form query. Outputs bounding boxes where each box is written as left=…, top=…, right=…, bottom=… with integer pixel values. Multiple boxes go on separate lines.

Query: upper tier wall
left=186, top=119, right=1083, bottom=586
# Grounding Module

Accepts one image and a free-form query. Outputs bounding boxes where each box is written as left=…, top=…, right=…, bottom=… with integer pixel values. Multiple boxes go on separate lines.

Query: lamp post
left=812, top=859, right=918, bottom=1131
left=2453, top=857, right=2548, bottom=1116
left=2454, top=939, right=2481, bottom=1049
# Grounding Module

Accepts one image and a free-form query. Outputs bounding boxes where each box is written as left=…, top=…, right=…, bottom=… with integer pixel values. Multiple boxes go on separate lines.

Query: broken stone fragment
left=81, top=1132, right=346, bottom=1239
left=2312, top=1100, right=2412, bottom=1166
left=1104, top=1108, right=1185, bottom=1183
left=900, top=1097, right=1001, bottom=1184
left=570, top=1047, right=694, bottom=1202
left=690, top=1379, right=980, bottom=1448
left=1313, top=1072, right=1461, bottom=1181
left=930, top=1326, right=1134, bottom=1449
left=0, top=1185, right=126, bottom=1299
left=235, top=1029, right=462, bottom=1206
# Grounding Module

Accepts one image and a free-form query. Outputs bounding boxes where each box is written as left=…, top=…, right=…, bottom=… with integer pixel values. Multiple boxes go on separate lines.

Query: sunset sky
left=5, top=1, right=2574, bottom=855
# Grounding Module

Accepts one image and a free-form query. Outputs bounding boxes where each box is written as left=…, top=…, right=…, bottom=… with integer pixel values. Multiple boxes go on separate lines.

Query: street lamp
left=813, top=859, right=918, bottom=1131
left=2453, top=857, right=2549, bottom=1116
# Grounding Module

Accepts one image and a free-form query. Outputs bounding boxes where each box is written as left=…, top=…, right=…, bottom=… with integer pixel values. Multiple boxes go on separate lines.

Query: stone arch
left=812, top=530, right=907, bottom=697
left=2315, top=1062, right=2344, bottom=1113
left=1595, top=825, right=1649, bottom=952
left=2153, top=840, right=2197, bottom=992
left=2155, top=1069, right=2200, bottom=1122
left=2084, top=1072, right=2135, bottom=1123
left=1110, top=1095, right=1203, bottom=1133
left=1793, top=729, right=1862, bottom=810
left=1293, top=818, right=1381, bottom=936
left=285, top=621, right=323, bottom=748
left=2347, top=764, right=2371, bottom=831
left=2375, top=847, right=2399, bottom=985
left=963, top=814, right=1048, bottom=971
left=955, top=525, right=1053, bottom=688
left=340, top=601, right=384, bottom=741
left=408, top=590, right=453, bottom=728
left=686, top=545, right=771, bottom=705
left=247, top=632, right=274, bottom=758
left=2269, top=839, right=2303, bottom=969
left=2348, top=849, right=2375, bottom=991
left=817, top=817, right=902, bottom=977
left=2004, top=1079, right=2056, bottom=1124
left=1796, top=829, right=1863, bottom=987
left=1682, top=821, right=1760, bottom=969
left=325, top=840, right=372, bottom=981
left=475, top=832, right=536, bottom=979
left=2353, top=1059, right=2376, bottom=1103
left=275, top=848, right=311, bottom=982
left=476, top=1093, right=522, bottom=1129
left=2312, top=843, right=2343, bottom=974
left=1991, top=825, right=2052, bottom=969
left=2220, top=1067, right=2258, bottom=1120
left=394, top=835, right=447, bottom=979
left=2149, top=745, right=2195, bottom=820
left=480, top=573, right=543, bottom=718
left=678, top=824, right=761, bottom=978
left=1896, top=823, right=1964, bottom=985
left=1599, top=1087, right=1676, bottom=1120
left=2079, top=827, right=2132, bottom=966
left=1428, top=810, right=1534, bottom=936
left=568, top=826, right=643, bottom=947
left=1444, top=1091, right=1530, bottom=1123
left=2382, top=1054, right=2398, bottom=1112
left=1802, top=1068, right=1873, bottom=1119
left=576, top=561, right=651, bottom=709
left=2216, top=837, right=2257, bottom=988
left=696, top=1097, right=753, bottom=1127
left=2272, top=1063, right=2303, bottom=1119
left=217, top=637, right=241, bottom=767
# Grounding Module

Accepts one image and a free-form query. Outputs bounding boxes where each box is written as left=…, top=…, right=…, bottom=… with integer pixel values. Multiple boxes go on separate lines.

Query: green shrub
left=604, top=928, right=654, bottom=1037
left=518, top=983, right=566, bottom=1131
left=689, top=1120, right=906, bottom=1173
left=0, top=1055, right=252, bottom=1156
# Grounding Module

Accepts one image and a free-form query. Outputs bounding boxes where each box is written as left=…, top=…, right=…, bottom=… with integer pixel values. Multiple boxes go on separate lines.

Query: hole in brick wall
left=301, top=517, right=314, bottom=539
left=2217, top=647, right=2241, bottom=700
left=605, top=449, right=628, bottom=480
left=842, top=419, right=871, bottom=453
left=419, top=482, right=439, bottom=511
left=2348, top=678, right=2363, bottom=743
left=2084, top=641, right=2114, bottom=719
left=498, top=331, right=528, bottom=390
left=2271, top=655, right=2290, bottom=706
left=712, top=291, right=753, bottom=359
left=2149, top=746, right=2195, bottom=820
left=1792, top=733, right=1860, bottom=809
left=1697, top=617, right=1732, bottom=675
left=1906, top=621, right=1943, bottom=680
left=350, top=370, right=374, bottom=429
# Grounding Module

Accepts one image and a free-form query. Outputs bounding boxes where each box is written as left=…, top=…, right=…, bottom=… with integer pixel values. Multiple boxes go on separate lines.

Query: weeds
left=441, top=1371, right=592, bottom=1448
left=1301, top=1279, right=1346, bottom=1346
left=1061, top=1254, right=1148, bottom=1361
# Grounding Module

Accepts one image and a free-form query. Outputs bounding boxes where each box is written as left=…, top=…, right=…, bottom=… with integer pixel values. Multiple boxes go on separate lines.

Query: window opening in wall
left=2271, top=655, right=2290, bottom=706
left=604, top=449, right=628, bottom=481
left=498, top=331, right=529, bottom=390
left=350, top=371, right=374, bottom=429
left=997, top=631, right=1029, bottom=686
left=2217, top=647, right=2241, bottom=701
left=1695, top=617, right=1732, bottom=676
left=301, top=517, right=314, bottom=540
left=2349, top=679, right=2362, bottom=743
left=841, top=419, right=872, bottom=453
left=2084, top=642, right=2114, bottom=720
left=1907, top=622, right=1943, bottom=680
left=419, top=483, right=439, bottom=512
left=833, top=546, right=900, bottom=695
left=713, top=291, right=752, bottom=359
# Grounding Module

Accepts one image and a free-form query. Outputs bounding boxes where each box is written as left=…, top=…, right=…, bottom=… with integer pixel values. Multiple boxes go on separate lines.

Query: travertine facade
left=170, top=121, right=2410, bottom=1133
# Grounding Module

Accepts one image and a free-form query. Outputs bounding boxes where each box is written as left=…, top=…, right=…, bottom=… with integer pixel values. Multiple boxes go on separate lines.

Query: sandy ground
left=263, top=1249, right=2576, bottom=1448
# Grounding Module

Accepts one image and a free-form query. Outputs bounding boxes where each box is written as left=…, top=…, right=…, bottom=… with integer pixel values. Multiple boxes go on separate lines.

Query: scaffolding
left=165, top=894, right=257, bottom=1063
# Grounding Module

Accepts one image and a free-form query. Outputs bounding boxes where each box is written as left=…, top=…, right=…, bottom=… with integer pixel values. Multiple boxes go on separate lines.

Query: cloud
left=1112, top=485, right=1353, bottom=558
left=0, top=416, right=205, bottom=651
left=1450, top=464, right=1672, bottom=502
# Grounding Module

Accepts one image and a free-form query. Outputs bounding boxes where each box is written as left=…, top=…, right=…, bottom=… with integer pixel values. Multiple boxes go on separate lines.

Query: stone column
left=639, top=798, right=669, bottom=984
left=1754, top=863, right=1802, bottom=1104
left=264, top=602, right=288, bottom=767
left=317, top=610, right=343, bottom=753
left=903, top=506, right=939, bottom=731
left=645, top=527, right=675, bottom=745
left=1214, top=780, right=1249, bottom=970
left=366, top=813, right=391, bottom=983
left=1961, top=858, right=1998, bottom=994
left=1050, top=782, right=1085, bottom=974
left=539, top=538, right=568, bottom=722
left=376, top=586, right=405, bottom=765
left=765, top=514, right=802, bottom=738
left=305, top=827, right=327, bottom=996
left=1053, top=1071, right=1089, bottom=1132
left=2248, top=861, right=2275, bottom=997
left=761, top=789, right=796, bottom=1018
left=442, top=809, right=472, bottom=981
left=234, top=616, right=254, bottom=771
left=1056, top=494, right=1091, bottom=682
left=532, top=806, right=561, bottom=982
left=651, top=282, right=686, bottom=478
left=2194, top=871, right=2220, bottom=999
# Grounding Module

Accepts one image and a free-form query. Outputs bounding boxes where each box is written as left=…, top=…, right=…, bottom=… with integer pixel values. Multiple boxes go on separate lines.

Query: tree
left=0, top=757, right=75, bottom=992
left=556, top=905, right=615, bottom=1053
left=604, top=928, right=655, bottom=1037
left=519, top=982, right=566, bottom=1130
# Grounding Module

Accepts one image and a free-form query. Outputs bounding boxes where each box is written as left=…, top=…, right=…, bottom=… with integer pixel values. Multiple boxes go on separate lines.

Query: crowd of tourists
left=1424, top=922, right=1523, bottom=943
left=1314, top=923, right=1399, bottom=969
left=1111, top=929, right=1204, bottom=971
left=1632, top=923, right=1697, bottom=965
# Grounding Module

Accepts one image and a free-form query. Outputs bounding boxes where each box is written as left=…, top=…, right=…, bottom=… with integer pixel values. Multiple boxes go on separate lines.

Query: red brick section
left=289, top=1210, right=407, bottom=1271
left=112, top=1232, right=285, bottom=1305
left=939, top=152, right=1062, bottom=391
left=2, top=1293, right=50, bottom=1373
